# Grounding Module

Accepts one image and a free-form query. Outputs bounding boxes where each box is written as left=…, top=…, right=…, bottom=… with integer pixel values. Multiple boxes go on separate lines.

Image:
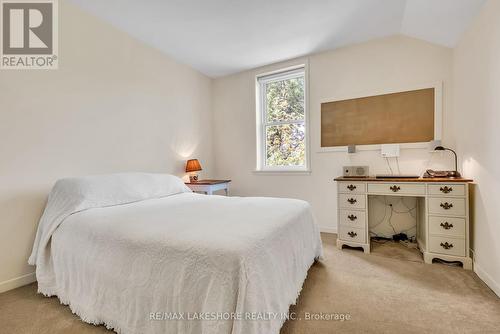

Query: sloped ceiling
left=69, top=0, right=486, bottom=77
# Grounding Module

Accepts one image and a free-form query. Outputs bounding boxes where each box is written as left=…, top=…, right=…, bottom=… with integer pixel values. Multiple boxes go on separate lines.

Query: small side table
left=185, top=179, right=231, bottom=195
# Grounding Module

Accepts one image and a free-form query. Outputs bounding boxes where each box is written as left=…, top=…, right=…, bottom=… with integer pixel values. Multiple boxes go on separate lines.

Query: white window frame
left=255, top=65, right=310, bottom=173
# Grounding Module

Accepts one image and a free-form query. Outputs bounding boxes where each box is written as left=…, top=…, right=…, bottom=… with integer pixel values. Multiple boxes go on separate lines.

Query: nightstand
left=185, top=179, right=231, bottom=195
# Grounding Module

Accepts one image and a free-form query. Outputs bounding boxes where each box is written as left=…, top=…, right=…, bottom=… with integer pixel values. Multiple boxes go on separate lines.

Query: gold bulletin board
left=321, top=88, right=435, bottom=147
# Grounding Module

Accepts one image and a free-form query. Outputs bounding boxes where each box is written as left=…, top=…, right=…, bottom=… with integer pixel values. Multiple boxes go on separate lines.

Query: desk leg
left=224, top=187, right=228, bottom=196
left=206, top=188, right=213, bottom=195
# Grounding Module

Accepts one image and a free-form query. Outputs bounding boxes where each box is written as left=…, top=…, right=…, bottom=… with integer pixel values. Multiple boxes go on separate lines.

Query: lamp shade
left=185, top=159, right=202, bottom=172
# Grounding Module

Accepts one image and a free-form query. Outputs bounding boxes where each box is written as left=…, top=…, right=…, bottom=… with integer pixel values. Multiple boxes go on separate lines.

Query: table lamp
left=434, top=146, right=461, bottom=178
left=185, top=159, right=202, bottom=182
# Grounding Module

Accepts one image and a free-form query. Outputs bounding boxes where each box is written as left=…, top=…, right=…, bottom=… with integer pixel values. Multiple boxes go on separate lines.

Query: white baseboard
left=319, top=226, right=337, bottom=234
left=474, top=262, right=500, bottom=298
left=0, top=272, right=36, bottom=294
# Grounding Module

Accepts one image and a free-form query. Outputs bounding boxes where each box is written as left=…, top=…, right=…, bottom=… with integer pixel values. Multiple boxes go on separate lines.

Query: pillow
left=53, top=172, right=191, bottom=207
left=29, top=173, right=191, bottom=266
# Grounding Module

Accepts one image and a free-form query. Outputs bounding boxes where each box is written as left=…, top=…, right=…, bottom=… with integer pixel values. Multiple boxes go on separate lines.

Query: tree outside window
left=257, top=67, right=308, bottom=171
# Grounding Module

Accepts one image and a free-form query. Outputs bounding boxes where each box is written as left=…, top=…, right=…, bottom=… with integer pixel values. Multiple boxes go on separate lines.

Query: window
left=256, top=66, right=308, bottom=171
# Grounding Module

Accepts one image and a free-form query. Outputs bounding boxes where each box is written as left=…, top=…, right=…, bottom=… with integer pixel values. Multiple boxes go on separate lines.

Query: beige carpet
left=1, top=233, right=499, bottom=334
left=370, top=239, right=424, bottom=263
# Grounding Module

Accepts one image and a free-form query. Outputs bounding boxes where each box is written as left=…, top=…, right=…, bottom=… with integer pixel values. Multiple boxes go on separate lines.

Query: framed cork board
left=321, top=87, right=437, bottom=148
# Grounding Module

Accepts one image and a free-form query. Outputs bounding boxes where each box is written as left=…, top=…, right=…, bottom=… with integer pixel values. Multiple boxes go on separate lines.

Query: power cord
left=396, top=157, right=401, bottom=175
left=385, top=157, right=394, bottom=175
left=369, top=197, right=417, bottom=237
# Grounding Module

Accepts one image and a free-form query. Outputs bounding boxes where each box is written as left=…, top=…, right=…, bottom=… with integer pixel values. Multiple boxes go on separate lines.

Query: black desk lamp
left=434, top=146, right=461, bottom=178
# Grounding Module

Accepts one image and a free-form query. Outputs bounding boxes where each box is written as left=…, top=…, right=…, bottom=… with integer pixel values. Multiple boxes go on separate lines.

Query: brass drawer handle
left=440, top=222, right=454, bottom=230
left=440, top=202, right=453, bottom=210
left=347, top=184, right=357, bottom=191
left=347, top=198, right=357, bottom=204
left=347, top=214, right=357, bottom=221
left=440, top=242, right=453, bottom=250
left=347, top=231, right=357, bottom=238
left=390, top=185, right=401, bottom=192
left=440, top=186, right=453, bottom=194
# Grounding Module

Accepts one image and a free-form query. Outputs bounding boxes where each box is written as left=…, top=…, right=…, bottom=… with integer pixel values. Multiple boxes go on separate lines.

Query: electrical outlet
left=381, top=144, right=400, bottom=157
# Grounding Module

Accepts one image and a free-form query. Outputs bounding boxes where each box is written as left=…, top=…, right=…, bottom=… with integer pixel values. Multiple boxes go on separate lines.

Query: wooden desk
left=334, top=177, right=473, bottom=269
left=185, top=179, right=231, bottom=195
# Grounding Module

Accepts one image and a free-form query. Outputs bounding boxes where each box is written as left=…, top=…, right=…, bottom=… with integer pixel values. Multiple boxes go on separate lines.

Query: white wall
left=453, top=0, right=500, bottom=296
left=0, top=1, right=213, bottom=291
left=213, top=35, right=453, bottom=233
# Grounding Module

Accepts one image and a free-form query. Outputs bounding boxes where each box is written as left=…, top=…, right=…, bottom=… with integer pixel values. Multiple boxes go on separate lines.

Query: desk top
left=185, top=179, right=231, bottom=185
left=334, top=176, right=473, bottom=183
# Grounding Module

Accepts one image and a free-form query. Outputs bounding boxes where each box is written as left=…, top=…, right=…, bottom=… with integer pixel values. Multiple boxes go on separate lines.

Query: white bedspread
left=29, top=174, right=323, bottom=334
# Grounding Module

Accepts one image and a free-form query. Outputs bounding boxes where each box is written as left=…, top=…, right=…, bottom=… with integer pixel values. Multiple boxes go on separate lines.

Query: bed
left=28, top=173, right=323, bottom=334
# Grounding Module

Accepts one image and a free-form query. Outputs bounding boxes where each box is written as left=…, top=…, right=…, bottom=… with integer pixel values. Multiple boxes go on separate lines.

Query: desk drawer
left=338, top=182, right=366, bottom=194
left=429, top=216, right=466, bottom=238
left=428, top=197, right=466, bottom=216
left=339, top=226, right=366, bottom=243
left=339, top=210, right=366, bottom=228
left=368, top=183, right=426, bottom=195
left=429, top=236, right=466, bottom=256
left=428, top=184, right=466, bottom=197
left=339, top=194, right=366, bottom=210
